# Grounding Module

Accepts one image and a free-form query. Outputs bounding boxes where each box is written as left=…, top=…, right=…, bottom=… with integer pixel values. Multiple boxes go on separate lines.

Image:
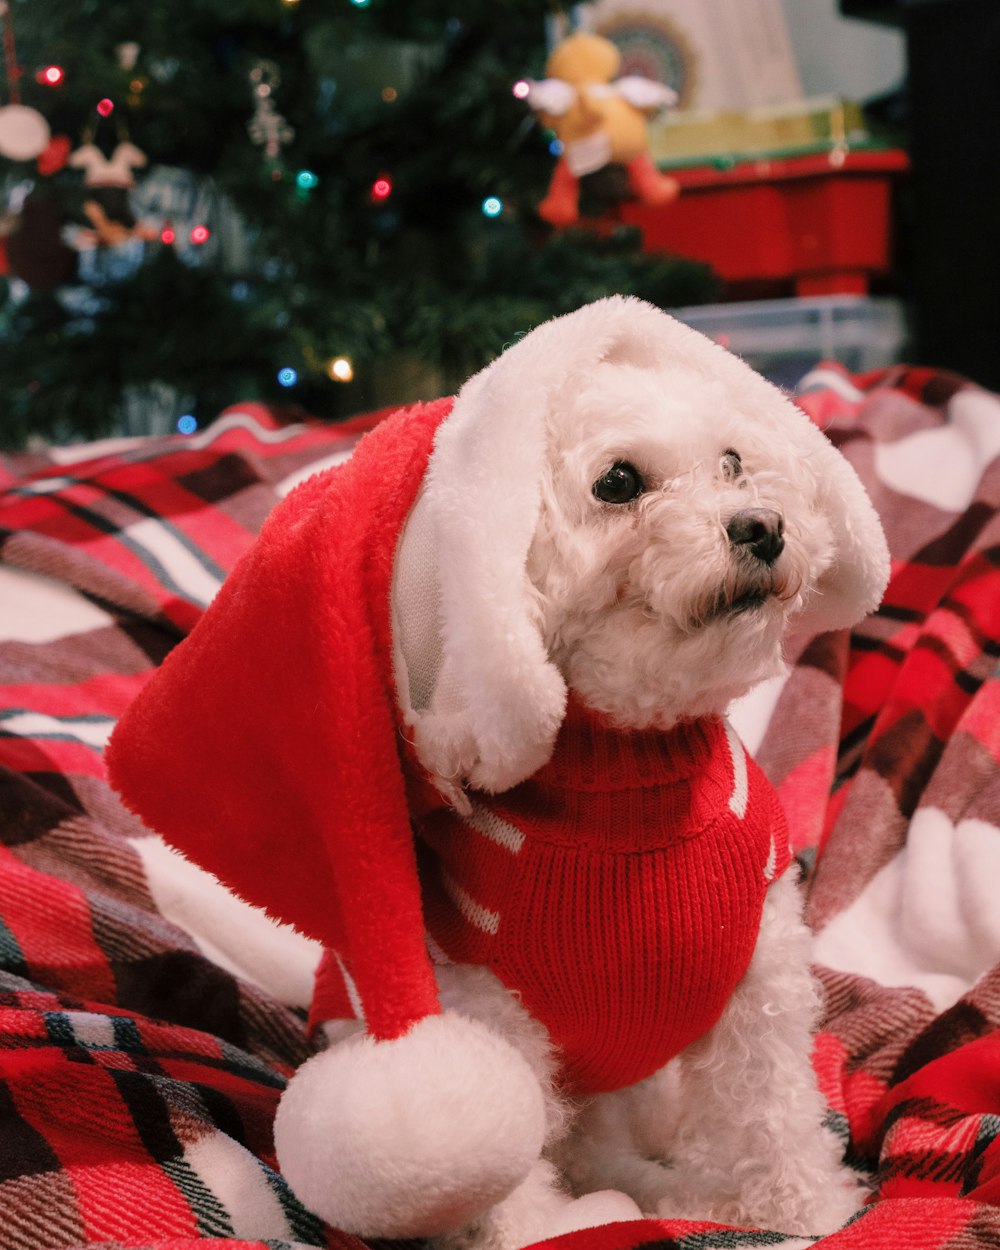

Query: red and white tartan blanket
left=1, top=372, right=999, bottom=1250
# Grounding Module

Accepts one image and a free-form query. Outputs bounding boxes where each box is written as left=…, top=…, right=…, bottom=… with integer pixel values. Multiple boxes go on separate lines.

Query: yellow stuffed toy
left=527, top=32, right=680, bottom=226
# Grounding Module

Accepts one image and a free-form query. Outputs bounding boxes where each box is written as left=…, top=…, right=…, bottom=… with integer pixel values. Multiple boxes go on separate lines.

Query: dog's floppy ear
left=771, top=403, right=890, bottom=638
left=394, top=296, right=671, bottom=794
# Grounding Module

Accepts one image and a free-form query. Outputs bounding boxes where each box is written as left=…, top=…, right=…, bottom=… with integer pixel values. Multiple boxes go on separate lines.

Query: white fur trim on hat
left=273, top=1012, right=547, bottom=1239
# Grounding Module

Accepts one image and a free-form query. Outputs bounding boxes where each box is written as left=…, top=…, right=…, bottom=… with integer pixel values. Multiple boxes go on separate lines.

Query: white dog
left=109, top=298, right=889, bottom=1249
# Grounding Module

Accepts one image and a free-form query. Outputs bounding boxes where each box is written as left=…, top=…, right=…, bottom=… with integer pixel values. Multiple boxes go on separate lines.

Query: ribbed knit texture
left=416, top=699, right=791, bottom=1094
left=318, top=698, right=792, bottom=1095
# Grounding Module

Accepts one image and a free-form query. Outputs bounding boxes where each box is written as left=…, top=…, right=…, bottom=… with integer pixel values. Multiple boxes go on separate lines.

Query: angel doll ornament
left=527, top=32, right=680, bottom=225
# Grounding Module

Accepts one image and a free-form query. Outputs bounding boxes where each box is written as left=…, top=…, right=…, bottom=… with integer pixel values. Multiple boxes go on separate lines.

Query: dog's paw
left=654, top=1167, right=867, bottom=1238
left=436, top=1172, right=642, bottom=1250
left=802, top=1168, right=869, bottom=1235
left=547, top=1190, right=644, bottom=1237
left=759, top=1159, right=870, bottom=1236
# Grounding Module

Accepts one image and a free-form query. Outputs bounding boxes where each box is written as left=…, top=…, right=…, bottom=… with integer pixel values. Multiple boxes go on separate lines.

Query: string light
left=37, top=65, right=64, bottom=86
left=481, top=196, right=503, bottom=218
left=296, top=169, right=319, bottom=190
left=549, top=139, right=564, bottom=157
left=177, top=414, right=198, bottom=435
left=277, top=367, right=298, bottom=387
left=160, top=225, right=176, bottom=244
left=327, top=356, right=354, bottom=382
left=381, top=86, right=398, bottom=103
left=190, top=225, right=211, bottom=244
left=512, top=80, right=530, bottom=100
left=351, top=0, right=371, bottom=6
left=96, top=98, right=114, bottom=117
left=370, top=175, right=392, bottom=202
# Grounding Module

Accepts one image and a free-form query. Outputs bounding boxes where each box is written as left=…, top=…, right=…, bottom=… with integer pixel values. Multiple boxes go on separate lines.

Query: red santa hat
left=106, top=392, right=554, bottom=1237
left=106, top=296, right=890, bottom=1238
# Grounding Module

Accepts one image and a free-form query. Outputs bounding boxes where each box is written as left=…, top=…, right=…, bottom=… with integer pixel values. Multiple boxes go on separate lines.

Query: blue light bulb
left=278, top=367, right=298, bottom=387
left=482, top=196, right=503, bottom=218
left=176, top=414, right=198, bottom=435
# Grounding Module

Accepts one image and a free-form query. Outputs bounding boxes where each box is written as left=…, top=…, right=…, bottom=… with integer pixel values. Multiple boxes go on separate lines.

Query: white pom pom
left=273, top=1012, right=547, bottom=1239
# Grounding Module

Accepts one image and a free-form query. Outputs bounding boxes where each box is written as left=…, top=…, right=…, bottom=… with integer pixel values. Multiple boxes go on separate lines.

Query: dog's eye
left=593, top=461, right=645, bottom=504
left=721, top=449, right=743, bottom=481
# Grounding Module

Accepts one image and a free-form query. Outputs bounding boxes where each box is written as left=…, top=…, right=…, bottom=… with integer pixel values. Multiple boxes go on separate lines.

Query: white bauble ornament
left=0, top=105, right=51, bottom=161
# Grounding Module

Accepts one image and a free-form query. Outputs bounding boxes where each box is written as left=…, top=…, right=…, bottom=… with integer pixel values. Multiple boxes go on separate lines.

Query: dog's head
left=526, top=355, right=841, bottom=728
left=394, top=297, right=889, bottom=797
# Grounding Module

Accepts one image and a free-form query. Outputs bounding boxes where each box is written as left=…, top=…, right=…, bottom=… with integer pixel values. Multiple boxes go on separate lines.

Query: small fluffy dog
left=108, top=298, right=889, bottom=1249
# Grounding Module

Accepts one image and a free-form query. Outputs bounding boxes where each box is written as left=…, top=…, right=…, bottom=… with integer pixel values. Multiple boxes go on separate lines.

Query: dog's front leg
left=551, top=1064, right=686, bottom=1214
left=647, top=873, right=866, bottom=1235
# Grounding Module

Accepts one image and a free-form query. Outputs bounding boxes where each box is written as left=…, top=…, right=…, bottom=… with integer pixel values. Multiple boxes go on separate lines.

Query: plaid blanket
left=1, top=374, right=999, bottom=1250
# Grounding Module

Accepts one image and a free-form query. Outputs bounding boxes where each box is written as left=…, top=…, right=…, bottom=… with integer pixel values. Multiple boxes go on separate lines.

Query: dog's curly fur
left=423, top=356, right=867, bottom=1247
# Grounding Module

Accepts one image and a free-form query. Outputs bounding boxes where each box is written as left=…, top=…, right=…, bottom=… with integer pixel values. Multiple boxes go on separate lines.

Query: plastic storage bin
left=672, top=295, right=907, bottom=390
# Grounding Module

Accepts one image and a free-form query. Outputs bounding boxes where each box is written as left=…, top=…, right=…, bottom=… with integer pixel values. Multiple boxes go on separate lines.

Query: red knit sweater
left=318, top=699, right=792, bottom=1096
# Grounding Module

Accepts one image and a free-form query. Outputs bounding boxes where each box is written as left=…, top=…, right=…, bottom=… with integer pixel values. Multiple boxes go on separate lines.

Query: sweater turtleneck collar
left=535, top=693, right=727, bottom=793
left=486, top=694, right=739, bottom=854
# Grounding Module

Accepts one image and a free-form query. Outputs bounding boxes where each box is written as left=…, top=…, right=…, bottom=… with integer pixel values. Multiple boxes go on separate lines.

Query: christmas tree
left=0, top=0, right=718, bottom=447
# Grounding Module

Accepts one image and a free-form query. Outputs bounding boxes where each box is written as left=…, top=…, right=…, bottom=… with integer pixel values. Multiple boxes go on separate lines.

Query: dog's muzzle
left=693, top=507, right=787, bottom=623
left=726, top=508, right=784, bottom=566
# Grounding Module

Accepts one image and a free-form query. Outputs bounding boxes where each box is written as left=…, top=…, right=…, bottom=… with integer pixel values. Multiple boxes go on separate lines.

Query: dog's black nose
left=726, top=508, right=784, bottom=564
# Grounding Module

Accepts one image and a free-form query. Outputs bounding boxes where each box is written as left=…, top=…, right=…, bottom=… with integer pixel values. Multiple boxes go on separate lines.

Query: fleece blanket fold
left=1, top=372, right=999, bottom=1249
